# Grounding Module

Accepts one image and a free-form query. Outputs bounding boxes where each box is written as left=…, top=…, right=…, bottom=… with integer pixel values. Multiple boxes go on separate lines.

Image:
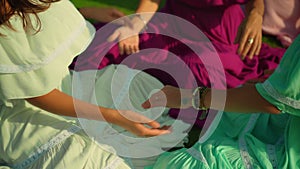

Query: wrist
left=100, top=108, right=132, bottom=129
left=249, top=7, right=263, bottom=18
left=192, top=87, right=209, bottom=111
left=181, top=89, right=194, bottom=108
left=202, top=88, right=211, bottom=110
left=130, top=13, right=149, bottom=32
left=247, top=0, right=264, bottom=17
left=98, top=107, right=118, bottom=124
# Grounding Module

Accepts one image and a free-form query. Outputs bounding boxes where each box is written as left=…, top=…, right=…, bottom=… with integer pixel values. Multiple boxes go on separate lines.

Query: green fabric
left=149, top=35, right=300, bottom=169
left=0, top=0, right=95, bottom=100
left=256, top=35, right=300, bottom=169
left=26, top=130, right=131, bottom=169
left=72, top=65, right=190, bottom=168
left=256, top=35, right=300, bottom=116
left=0, top=1, right=186, bottom=167
left=0, top=0, right=131, bottom=168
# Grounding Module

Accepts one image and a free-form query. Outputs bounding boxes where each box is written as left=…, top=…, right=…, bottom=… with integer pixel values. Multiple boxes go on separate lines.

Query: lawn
left=71, top=0, right=165, bottom=14
left=72, top=0, right=281, bottom=47
left=71, top=0, right=282, bottom=147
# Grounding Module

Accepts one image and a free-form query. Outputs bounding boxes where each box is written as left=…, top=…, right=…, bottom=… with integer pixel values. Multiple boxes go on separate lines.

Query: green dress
left=147, top=36, right=300, bottom=168
left=0, top=1, right=190, bottom=168
left=0, top=1, right=130, bottom=168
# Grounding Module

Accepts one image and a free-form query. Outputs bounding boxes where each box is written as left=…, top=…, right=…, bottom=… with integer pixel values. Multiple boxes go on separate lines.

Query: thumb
left=146, top=120, right=161, bottom=129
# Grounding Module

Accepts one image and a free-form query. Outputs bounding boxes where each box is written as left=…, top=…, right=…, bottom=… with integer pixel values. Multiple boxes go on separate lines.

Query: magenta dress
left=70, top=0, right=286, bottom=127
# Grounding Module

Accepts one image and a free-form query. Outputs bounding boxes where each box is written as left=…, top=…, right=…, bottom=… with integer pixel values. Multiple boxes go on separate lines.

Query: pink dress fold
left=263, top=0, right=300, bottom=47
left=70, top=0, right=286, bottom=127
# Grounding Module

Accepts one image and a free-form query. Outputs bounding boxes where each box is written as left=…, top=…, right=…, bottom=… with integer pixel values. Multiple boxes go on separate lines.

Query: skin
left=108, top=0, right=161, bottom=55
left=27, top=89, right=170, bottom=137
left=78, top=7, right=125, bottom=23
left=1, top=0, right=169, bottom=137
left=142, top=84, right=280, bottom=114
left=235, top=0, right=264, bottom=60
left=109, top=0, right=264, bottom=59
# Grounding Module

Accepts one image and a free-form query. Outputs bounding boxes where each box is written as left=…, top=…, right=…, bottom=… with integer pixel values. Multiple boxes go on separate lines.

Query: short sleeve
left=256, top=35, right=300, bottom=116
left=0, top=0, right=95, bottom=100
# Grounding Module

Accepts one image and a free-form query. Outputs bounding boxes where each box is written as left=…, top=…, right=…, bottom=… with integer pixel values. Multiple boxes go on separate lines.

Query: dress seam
left=238, top=114, right=260, bottom=169
left=12, top=125, right=82, bottom=169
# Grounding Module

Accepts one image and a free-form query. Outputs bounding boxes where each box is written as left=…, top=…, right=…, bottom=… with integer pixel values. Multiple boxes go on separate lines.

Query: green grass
left=262, top=34, right=282, bottom=48
left=72, top=0, right=165, bottom=14
left=72, top=0, right=282, bottom=48
left=72, top=0, right=283, bottom=147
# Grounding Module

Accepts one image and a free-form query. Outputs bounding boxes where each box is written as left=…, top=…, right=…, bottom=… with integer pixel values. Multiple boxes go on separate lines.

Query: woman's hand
left=108, top=19, right=142, bottom=55
left=108, top=109, right=171, bottom=137
left=235, top=8, right=263, bottom=60
left=108, top=27, right=140, bottom=55
left=142, top=85, right=193, bottom=109
left=108, top=13, right=152, bottom=55
left=26, top=89, right=170, bottom=138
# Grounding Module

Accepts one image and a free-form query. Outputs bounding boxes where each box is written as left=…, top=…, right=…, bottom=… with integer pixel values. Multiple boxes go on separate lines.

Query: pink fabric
left=176, top=0, right=247, bottom=8
left=263, top=0, right=300, bottom=47
left=70, top=0, right=286, bottom=128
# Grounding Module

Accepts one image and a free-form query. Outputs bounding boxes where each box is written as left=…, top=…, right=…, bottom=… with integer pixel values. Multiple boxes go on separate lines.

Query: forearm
left=245, top=0, right=264, bottom=17
left=203, top=85, right=280, bottom=114
left=136, top=0, right=161, bottom=13
left=26, top=89, right=117, bottom=123
left=130, top=0, right=161, bottom=31
left=78, top=7, right=98, bottom=20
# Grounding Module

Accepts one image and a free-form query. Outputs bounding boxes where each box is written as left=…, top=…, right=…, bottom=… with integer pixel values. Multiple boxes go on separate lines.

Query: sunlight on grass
left=72, top=0, right=282, bottom=47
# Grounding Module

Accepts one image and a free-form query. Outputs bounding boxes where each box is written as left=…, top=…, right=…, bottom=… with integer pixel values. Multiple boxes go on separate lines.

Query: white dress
left=0, top=1, right=189, bottom=168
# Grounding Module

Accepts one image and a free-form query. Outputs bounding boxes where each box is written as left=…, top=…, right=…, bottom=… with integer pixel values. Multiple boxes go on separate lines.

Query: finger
left=238, top=26, right=254, bottom=57
left=159, top=125, right=171, bottom=130
left=107, top=31, right=120, bottom=42
left=119, top=42, right=125, bottom=55
left=241, top=35, right=255, bottom=59
left=255, top=34, right=262, bottom=55
left=237, top=28, right=249, bottom=56
left=146, top=120, right=161, bottom=129
left=247, top=37, right=258, bottom=60
left=124, top=45, right=132, bottom=55
left=253, top=38, right=261, bottom=58
left=129, top=45, right=136, bottom=54
left=142, top=127, right=171, bottom=137
left=132, top=44, right=139, bottom=53
left=240, top=41, right=252, bottom=59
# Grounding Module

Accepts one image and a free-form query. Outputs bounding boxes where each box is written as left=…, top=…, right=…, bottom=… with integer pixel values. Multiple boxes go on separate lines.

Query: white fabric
left=72, top=65, right=191, bottom=168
